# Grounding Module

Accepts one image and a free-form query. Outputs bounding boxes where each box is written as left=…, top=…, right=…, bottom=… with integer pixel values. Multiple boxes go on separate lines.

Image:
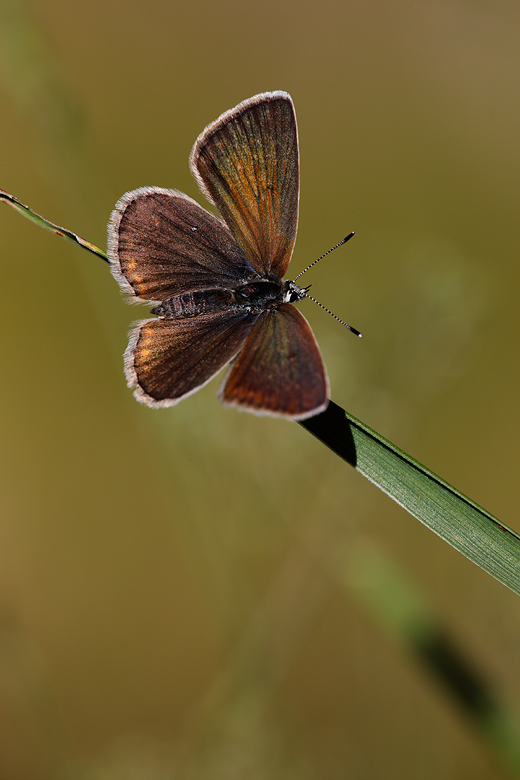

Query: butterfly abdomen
left=151, top=289, right=236, bottom=319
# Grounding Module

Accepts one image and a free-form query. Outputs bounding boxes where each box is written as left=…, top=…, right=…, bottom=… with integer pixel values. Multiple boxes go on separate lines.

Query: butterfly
left=107, top=91, right=329, bottom=420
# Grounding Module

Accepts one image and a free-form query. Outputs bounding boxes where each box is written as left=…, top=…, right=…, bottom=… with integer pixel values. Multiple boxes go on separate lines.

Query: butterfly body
left=108, top=92, right=330, bottom=420
left=150, top=277, right=306, bottom=320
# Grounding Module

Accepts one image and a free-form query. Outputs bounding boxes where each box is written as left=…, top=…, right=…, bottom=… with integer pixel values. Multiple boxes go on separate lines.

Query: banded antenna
left=293, top=232, right=362, bottom=338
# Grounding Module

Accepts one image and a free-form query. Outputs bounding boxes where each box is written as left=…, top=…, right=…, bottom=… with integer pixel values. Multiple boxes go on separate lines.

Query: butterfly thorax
left=150, top=279, right=307, bottom=320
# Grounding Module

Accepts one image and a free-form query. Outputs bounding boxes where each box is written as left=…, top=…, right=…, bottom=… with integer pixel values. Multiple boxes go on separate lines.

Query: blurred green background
left=1, top=0, right=520, bottom=777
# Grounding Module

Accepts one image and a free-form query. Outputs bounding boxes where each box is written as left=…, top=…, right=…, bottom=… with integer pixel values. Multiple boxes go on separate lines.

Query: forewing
left=219, top=304, right=328, bottom=420
left=108, top=187, right=258, bottom=302
left=125, top=309, right=259, bottom=407
left=190, top=92, right=299, bottom=279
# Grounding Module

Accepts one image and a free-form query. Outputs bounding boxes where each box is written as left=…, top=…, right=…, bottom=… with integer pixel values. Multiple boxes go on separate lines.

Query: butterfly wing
left=190, top=92, right=299, bottom=279
left=108, top=187, right=258, bottom=302
left=219, top=304, right=328, bottom=419
left=126, top=309, right=260, bottom=407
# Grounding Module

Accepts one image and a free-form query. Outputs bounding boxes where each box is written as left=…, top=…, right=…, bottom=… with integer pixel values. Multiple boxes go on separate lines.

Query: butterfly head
left=282, top=280, right=308, bottom=304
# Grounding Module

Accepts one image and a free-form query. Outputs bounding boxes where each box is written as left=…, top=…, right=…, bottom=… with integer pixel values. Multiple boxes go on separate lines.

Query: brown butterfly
left=108, top=92, right=329, bottom=420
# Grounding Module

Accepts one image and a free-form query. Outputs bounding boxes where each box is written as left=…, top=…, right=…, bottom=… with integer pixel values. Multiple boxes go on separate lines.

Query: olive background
left=0, top=0, right=519, bottom=778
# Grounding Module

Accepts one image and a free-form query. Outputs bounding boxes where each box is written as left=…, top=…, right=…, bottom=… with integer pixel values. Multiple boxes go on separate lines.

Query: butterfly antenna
left=292, top=231, right=355, bottom=282
left=304, top=291, right=362, bottom=338
left=292, top=231, right=361, bottom=337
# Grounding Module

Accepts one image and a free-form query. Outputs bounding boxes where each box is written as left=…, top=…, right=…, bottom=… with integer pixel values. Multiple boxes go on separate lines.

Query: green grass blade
left=3, top=189, right=518, bottom=595
left=300, top=401, right=520, bottom=595
left=0, top=189, right=109, bottom=262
